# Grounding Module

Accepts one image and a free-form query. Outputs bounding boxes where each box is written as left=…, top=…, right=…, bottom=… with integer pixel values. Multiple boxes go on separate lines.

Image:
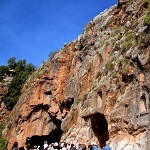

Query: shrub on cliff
left=0, top=66, right=9, bottom=82
left=0, top=122, right=7, bottom=150
left=143, top=11, right=150, bottom=26
left=1, top=57, right=36, bottom=110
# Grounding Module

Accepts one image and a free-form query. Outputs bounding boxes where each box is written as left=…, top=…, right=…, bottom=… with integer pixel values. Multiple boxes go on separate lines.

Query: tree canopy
left=1, top=57, right=36, bottom=110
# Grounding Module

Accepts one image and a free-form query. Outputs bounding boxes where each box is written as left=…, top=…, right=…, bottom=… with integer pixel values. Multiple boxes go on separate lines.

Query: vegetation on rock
left=143, top=11, right=150, bottom=26
left=0, top=122, right=7, bottom=150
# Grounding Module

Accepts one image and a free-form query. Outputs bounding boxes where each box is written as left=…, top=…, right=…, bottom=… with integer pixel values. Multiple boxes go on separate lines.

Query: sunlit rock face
left=4, top=0, right=150, bottom=149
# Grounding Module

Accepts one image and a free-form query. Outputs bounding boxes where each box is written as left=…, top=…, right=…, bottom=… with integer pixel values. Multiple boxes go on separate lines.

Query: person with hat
left=102, top=141, right=111, bottom=150
left=91, top=142, right=98, bottom=150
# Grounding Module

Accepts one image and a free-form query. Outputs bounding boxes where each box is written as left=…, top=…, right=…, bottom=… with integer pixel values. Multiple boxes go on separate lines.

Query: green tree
left=2, top=58, right=36, bottom=110
left=15, top=60, right=26, bottom=72
left=7, top=57, right=16, bottom=70
left=25, top=63, right=36, bottom=73
left=0, top=66, right=8, bottom=82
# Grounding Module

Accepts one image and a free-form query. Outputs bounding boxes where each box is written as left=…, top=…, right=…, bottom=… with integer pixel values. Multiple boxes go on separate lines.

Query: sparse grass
left=105, top=60, right=114, bottom=70
left=121, top=61, right=130, bottom=74
left=127, top=16, right=132, bottom=22
left=105, top=41, right=109, bottom=47
left=114, top=43, right=120, bottom=51
left=143, top=11, right=150, bottom=26
left=92, top=82, right=97, bottom=89
left=117, top=33, right=123, bottom=40
left=119, top=32, right=136, bottom=54
left=120, top=44, right=129, bottom=54
left=99, top=41, right=105, bottom=48
left=132, top=20, right=138, bottom=29
left=0, top=119, right=8, bottom=150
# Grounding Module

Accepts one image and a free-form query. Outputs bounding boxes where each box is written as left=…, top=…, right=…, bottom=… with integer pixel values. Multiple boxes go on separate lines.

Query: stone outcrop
left=3, top=0, right=150, bottom=149
left=0, top=83, right=9, bottom=116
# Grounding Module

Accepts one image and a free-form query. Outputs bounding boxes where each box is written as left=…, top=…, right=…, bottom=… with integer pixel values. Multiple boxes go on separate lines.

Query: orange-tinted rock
left=3, top=0, right=150, bottom=150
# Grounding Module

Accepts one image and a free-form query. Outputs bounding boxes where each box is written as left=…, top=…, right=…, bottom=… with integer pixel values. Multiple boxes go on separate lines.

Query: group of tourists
left=32, top=141, right=111, bottom=150
left=12, top=140, right=111, bottom=150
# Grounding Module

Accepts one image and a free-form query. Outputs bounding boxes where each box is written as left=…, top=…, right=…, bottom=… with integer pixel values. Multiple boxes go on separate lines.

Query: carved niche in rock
left=139, top=86, right=149, bottom=114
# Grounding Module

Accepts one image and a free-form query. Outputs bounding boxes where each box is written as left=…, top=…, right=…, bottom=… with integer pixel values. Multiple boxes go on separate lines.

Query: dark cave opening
left=90, top=113, right=109, bottom=148
left=60, top=98, right=74, bottom=112
left=98, top=91, right=102, bottom=99
left=122, top=74, right=136, bottom=83
left=45, top=90, right=52, bottom=95
left=26, top=129, right=63, bottom=149
left=131, top=56, right=144, bottom=71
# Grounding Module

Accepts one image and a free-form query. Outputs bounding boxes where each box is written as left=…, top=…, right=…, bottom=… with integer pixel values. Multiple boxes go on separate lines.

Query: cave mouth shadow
left=90, top=113, right=109, bottom=148
left=26, top=128, right=63, bottom=149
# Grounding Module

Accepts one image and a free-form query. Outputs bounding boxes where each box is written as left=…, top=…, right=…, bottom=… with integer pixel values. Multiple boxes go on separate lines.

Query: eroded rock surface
left=3, top=0, right=150, bottom=149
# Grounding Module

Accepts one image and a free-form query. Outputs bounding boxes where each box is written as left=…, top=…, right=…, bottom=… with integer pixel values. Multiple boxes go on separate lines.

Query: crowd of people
left=32, top=141, right=98, bottom=150
left=12, top=141, right=112, bottom=150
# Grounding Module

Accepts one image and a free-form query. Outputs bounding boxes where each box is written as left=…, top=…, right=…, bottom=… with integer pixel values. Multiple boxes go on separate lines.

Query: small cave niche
left=139, top=86, right=149, bottom=114
left=78, top=56, right=83, bottom=63
left=125, top=104, right=130, bottom=116
left=131, top=56, right=144, bottom=71
left=98, top=91, right=102, bottom=98
left=97, top=91, right=103, bottom=108
left=60, top=98, right=74, bottom=112
left=122, top=74, right=136, bottom=83
left=140, top=94, right=147, bottom=113
left=90, top=113, right=109, bottom=148
left=125, top=104, right=128, bottom=109
left=45, top=90, right=52, bottom=95
left=26, top=129, right=63, bottom=149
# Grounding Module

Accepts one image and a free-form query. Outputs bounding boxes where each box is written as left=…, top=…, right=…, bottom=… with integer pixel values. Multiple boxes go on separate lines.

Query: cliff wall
left=4, top=0, right=150, bottom=149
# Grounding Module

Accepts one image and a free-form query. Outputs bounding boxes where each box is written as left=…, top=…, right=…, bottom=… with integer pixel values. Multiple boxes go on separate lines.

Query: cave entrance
left=26, top=129, right=63, bottom=149
left=90, top=113, right=109, bottom=148
left=122, top=74, right=135, bottom=83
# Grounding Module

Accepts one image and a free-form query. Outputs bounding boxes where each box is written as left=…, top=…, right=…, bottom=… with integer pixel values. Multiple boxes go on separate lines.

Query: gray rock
left=126, top=21, right=132, bottom=28
left=126, top=5, right=134, bottom=15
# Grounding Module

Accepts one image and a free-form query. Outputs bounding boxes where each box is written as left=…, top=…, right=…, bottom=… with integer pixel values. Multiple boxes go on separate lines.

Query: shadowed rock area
left=2, top=0, right=150, bottom=149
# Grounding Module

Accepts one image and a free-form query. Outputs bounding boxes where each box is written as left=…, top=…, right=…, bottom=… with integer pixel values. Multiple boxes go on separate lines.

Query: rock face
left=0, top=83, right=9, bottom=116
left=4, top=0, right=150, bottom=149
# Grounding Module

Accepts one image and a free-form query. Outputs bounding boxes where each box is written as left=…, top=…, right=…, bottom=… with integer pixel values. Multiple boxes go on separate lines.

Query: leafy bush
left=0, top=138, right=6, bottom=150
left=0, top=122, right=7, bottom=150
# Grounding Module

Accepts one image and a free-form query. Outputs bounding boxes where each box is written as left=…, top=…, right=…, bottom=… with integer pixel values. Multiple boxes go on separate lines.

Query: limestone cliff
left=3, top=0, right=150, bottom=149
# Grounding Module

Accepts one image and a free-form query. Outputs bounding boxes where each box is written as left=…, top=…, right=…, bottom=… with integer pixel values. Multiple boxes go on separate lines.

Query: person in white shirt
left=44, top=141, right=49, bottom=150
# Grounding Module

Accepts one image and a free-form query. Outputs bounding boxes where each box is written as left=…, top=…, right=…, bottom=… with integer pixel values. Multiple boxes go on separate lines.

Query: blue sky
left=0, top=0, right=117, bottom=67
